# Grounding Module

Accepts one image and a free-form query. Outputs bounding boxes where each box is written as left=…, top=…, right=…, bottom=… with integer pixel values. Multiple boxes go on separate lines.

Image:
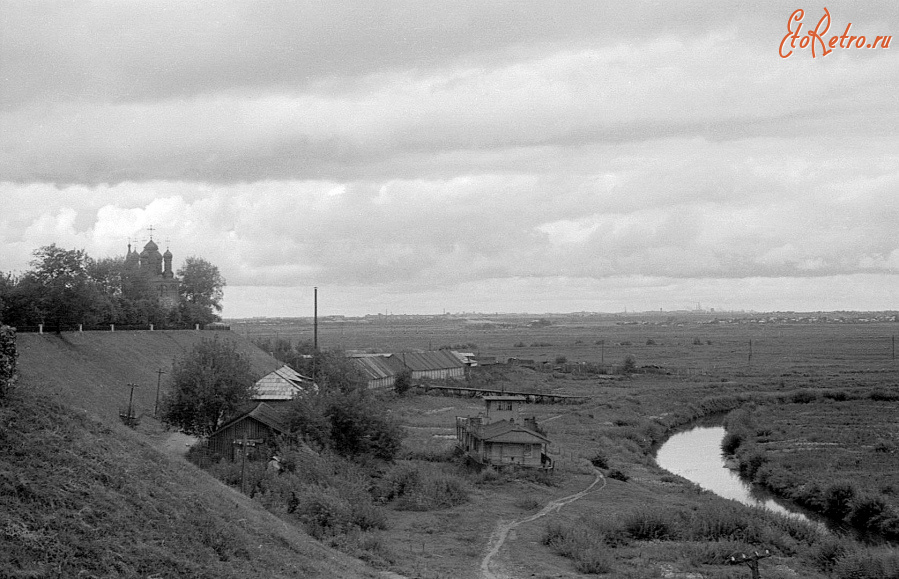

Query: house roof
left=483, top=395, right=527, bottom=402
left=396, top=350, right=464, bottom=372
left=472, top=420, right=550, bottom=444
left=212, top=402, right=289, bottom=437
left=254, top=364, right=314, bottom=400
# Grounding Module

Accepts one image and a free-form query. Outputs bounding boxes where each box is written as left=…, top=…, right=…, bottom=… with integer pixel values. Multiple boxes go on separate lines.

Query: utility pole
left=154, top=368, right=166, bottom=418
left=125, top=382, right=138, bottom=427
left=748, top=339, right=753, bottom=368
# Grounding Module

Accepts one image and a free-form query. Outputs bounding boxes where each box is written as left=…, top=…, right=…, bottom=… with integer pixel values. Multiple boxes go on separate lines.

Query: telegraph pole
left=126, top=382, right=138, bottom=427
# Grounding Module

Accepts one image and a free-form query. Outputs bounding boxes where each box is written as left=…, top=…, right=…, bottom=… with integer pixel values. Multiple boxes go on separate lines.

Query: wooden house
left=207, top=402, right=289, bottom=461
left=455, top=395, right=551, bottom=468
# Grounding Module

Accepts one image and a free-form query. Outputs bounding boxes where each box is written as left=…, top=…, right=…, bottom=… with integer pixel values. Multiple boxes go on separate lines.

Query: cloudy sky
left=2, top=2, right=897, bottom=317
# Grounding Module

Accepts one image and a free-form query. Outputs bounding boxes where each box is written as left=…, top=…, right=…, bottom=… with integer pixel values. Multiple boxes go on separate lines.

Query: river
left=655, top=423, right=825, bottom=528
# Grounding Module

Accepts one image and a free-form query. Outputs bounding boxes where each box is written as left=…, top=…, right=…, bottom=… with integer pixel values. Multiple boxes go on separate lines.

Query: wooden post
left=240, top=431, right=248, bottom=495
left=154, top=368, right=166, bottom=418
left=748, top=339, right=753, bottom=368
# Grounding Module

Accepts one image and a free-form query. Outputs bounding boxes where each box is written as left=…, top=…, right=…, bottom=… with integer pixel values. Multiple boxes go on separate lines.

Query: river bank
left=720, top=395, right=899, bottom=544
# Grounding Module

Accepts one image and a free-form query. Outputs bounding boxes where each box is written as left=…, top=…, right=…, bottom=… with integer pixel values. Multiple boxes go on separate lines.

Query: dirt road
left=480, top=468, right=605, bottom=579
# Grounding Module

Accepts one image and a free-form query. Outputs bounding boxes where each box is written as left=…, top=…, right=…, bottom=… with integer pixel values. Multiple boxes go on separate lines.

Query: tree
left=28, top=245, right=101, bottom=333
left=393, top=368, right=412, bottom=396
left=286, top=349, right=403, bottom=460
left=160, top=337, right=256, bottom=436
left=178, top=257, right=225, bottom=326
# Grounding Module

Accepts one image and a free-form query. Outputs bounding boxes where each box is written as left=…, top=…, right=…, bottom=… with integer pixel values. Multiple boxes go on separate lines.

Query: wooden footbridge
left=415, top=383, right=588, bottom=404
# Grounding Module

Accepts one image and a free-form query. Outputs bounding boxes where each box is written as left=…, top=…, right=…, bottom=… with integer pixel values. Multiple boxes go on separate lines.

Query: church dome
left=163, top=248, right=172, bottom=258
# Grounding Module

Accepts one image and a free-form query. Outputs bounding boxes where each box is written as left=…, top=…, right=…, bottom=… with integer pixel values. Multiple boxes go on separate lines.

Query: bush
left=693, top=337, right=703, bottom=345
left=621, top=355, right=637, bottom=374
left=0, top=325, right=17, bottom=402
left=393, top=369, right=412, bottom=396
left=869, top=389, right=899, bottom=402
left=554, top=355, right=567, bottom=364
left=790, top=389, right=819, bottom=404
left=721, top=431, right=744, bottom=455
left=376, top=462, right=469, bottom=511
left=645, top=338, right=656, bottom=345
left=589, top=452, right=609, bottom=469
left=607, top=469, right=629, bottom=482
left=542, top=521, right=613, bottom=574
left=623, top=508, right=678, bottom=540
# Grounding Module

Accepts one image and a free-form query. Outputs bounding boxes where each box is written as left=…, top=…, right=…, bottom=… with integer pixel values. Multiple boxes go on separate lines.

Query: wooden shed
left=456, top=396, right=551, bottom=468
left=206, top=402, right=289, bottom=461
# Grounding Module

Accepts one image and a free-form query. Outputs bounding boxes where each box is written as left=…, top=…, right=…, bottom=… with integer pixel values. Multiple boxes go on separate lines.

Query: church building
left=125, top=237, right=180, bottom=310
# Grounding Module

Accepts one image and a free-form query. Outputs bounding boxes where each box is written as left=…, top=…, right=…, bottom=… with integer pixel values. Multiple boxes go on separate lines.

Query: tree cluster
left=0, top=244, right=225, bottom=332
left=160, top=337, right=257, bottom=437
left=0, top=325, right=17, bottom=401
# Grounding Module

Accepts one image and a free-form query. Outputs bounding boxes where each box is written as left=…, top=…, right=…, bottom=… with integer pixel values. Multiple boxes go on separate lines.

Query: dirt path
left=480, top=468, right=605, bottom=579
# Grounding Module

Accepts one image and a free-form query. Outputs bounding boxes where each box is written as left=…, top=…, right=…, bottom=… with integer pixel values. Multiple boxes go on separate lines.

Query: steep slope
left=16, top=330, right=281, bottom=423
left=0, top=386, right=382, bottom=578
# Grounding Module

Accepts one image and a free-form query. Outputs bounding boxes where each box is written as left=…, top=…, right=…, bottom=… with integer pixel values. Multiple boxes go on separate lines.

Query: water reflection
left=655, top=425, right=815, bottom=524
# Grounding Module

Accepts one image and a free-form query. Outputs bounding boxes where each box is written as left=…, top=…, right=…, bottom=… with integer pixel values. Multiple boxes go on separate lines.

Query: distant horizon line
left=223, top=309, right=899, bottom=320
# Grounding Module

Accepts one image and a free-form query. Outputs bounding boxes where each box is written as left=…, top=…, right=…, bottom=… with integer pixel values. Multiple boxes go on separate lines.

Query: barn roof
left=397, top=350, right=464, bottom=372
left=350, top=355, right=405, bottom=380
left=254, top=364, right=314, bottom=400
left=213, top=402, right=289, bottom=436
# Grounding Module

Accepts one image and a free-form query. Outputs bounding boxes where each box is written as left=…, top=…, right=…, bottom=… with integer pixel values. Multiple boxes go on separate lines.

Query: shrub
left=377, top=462, right=469, bottom=511
left=645, top=338, right=656, bottom=345
left=0, top=325, right=17, bottom=402
left=393, top=369, right=412, bottom=396
left=607, top=469, right=629, bottom=482
left=824, top=482, right=857, bottom=520
left=622, top=508, right=678, bottom=540
left=589, top=452, right=609, bottom=469
left=738, top=450, right=767, bottom=481
left=790, top=389, right=819, bottom=404
left=721, top=431, right=744, bottom=455
left=554, top=355, right=567, bottom=364
left=513, top=341, right=526, bottom=348
left=621, top=355, right=637, bottom=374
left=808, top=535, right=851, bottom=572
left=693, top=337, right=703, bottom=345
left=542, top=521, right=613, bottom=574
left=869, top=389, right=899, bottom=402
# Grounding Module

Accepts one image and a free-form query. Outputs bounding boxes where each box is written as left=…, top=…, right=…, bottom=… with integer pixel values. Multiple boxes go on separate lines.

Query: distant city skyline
left=2, top=3, right=897, bottom=318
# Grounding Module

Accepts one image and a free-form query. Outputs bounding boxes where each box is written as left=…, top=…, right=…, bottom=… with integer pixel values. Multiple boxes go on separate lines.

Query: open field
left=232, top=315, right=899, bottom=379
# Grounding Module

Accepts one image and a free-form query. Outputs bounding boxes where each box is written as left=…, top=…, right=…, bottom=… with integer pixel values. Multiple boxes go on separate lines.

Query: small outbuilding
left=207, top=402, right=289, bottom=461
left=456, top=395, right=551, bottom=468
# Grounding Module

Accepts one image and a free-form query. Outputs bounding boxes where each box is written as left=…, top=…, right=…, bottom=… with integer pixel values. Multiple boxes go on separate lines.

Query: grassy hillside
left=16, top=330, right=281, bottom=424
left=1, top=373, right=381, bottom=578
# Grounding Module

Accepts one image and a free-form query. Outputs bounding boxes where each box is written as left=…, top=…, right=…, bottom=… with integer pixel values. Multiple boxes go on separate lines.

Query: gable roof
left=254, top=364, right=314, bottom=400
left=212, top=402, right=289, bottom=437
left=474, top=420, right=550, bottom=444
